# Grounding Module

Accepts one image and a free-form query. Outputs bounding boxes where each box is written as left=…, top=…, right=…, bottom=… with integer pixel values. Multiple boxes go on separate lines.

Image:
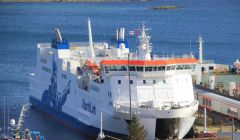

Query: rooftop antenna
left=54, top=28, right=63, bottom=43
left=88, top=18, right=95, bottom=59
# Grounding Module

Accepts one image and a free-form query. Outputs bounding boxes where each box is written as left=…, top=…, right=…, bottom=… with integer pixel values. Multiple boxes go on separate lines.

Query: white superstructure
left=29, top=19, right=199, bottom=140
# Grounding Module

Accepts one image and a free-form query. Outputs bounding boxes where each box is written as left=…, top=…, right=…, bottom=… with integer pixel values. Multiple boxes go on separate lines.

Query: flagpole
left=128, top=53, right=132, bottom=122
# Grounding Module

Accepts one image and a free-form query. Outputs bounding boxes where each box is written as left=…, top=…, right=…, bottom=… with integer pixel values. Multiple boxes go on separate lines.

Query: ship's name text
left=82, top=99, right=96, bottom=115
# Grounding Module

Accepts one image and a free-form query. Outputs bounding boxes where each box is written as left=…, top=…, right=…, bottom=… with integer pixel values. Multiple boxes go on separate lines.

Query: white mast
left=54, top=28, right=63, bottom=42
left=198, top=34, right=203, bottom=63
left=88, top=18, right=95, bottom=59
left=97, top=112, right=105, bottom=140
left=138, top=24, right=152, bottom=60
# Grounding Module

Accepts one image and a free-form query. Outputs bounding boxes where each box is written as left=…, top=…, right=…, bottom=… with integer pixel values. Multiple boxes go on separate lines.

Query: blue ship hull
left=29, top=95, right=127, bottom=139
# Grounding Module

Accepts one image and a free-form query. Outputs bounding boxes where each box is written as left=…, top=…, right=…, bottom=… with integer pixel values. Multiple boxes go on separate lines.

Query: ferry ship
left=29, top=18, right=199, bottom=139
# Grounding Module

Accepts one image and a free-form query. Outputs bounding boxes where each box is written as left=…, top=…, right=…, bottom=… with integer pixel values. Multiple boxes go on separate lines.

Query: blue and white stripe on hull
left=29, top=95, right=127, bottom=139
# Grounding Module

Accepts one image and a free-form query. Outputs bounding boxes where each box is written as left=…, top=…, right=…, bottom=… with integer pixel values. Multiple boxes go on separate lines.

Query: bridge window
left=143, top=80, right=146, bottom=84
left=105, top=66, right=109, bottom=73
left=166, top=66, right=171, bottom=71
left=184, top=65, right=191, bottom=69
left=136, top=66, right=143, bottom=72
left=118, top=80, right=121, bottom=84
left=176, top=65, right=184, bottom=70
left=130, top=80, right=133, bottom=84
left=153, top=67, right=158, bottom=71
left=158, top=66, right=165, bottom=71
left=109, top=66, right=118, bottom=71
left=119, top=66, right=127, bottom=71
left=153, top=80, right=156, bottom=84
left=192, top=64, right=196, bottom=70
left=129, top=66, right=136, bottom=71
left=145, top=67, right=152, bottom=72
left=170, top=65, right=176, bottom=70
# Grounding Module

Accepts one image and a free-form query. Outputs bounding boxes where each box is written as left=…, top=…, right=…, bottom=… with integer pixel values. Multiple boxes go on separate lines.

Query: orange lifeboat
left=84, top=60, right=100, bottom=75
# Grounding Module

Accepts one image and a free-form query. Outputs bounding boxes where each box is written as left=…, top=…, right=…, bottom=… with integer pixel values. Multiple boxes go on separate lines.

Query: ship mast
left=54, top=28, right=63, bottom=43
left=198, top=34, right=203, bottom=63
left=137, top=24, right=152, bottom=60
left=88, top=18, right=95, bottom=59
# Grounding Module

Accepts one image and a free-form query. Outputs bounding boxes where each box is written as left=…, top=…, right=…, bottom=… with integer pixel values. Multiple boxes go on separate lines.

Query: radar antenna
left=137, top=23, right=152, bottom=60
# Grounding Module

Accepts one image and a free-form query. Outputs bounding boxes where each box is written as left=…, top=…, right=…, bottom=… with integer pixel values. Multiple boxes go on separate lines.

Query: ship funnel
left=88, top=18, right=95, bottom=58
left=198, top=34, right=203, bottom=63
left=118, top=28, right=125, bottom=41
left=117, top=28, right=125, bottom=41
left=54, top=28, right=63, bottom=43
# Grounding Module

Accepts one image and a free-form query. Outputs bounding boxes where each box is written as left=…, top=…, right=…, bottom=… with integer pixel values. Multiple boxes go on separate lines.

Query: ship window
left=129, top=66, right=136, bottom=71
left=145, top=67, right=152, bottom=72
left=163, top=79, right=166, bottom=83
left=143, top=80, right=146, bottom=84
left=136, top=66, right=143, bottom=72
left=209, top=66, right=214, bottom=70
left=153, top=67, right=158, bottom=71
left=42, top=66, right=51, bottom=73
left=166, top=66, right=171, bottom=71
left=130, top=80, right=133, bottom=84
left=62, top=74, right=67, bottom=80
left=91, top=85, right=100, bottom=92
left=192, top=64, right=196, bottom=70
left=119, top=66, right=127, bottom=71
left=105, top=66, right=109, bottom=73
left=176, top=65, right=184, bottom=70
left=109, top=101, right=113, bottom=106
left=170, top=65, right=176, bottom=70
left=118, top=80, right=121, bottom=84
left=108, top=92, right=112, bottom=97
left=184, top=65, right=191, bottom=69
left=158, top=66, right=165, bottom=71
left=188, top=65, right=192, bottom=69
left=109, top=66, right=118, bottom=71
left=153, top=80, right=156, bottom=84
